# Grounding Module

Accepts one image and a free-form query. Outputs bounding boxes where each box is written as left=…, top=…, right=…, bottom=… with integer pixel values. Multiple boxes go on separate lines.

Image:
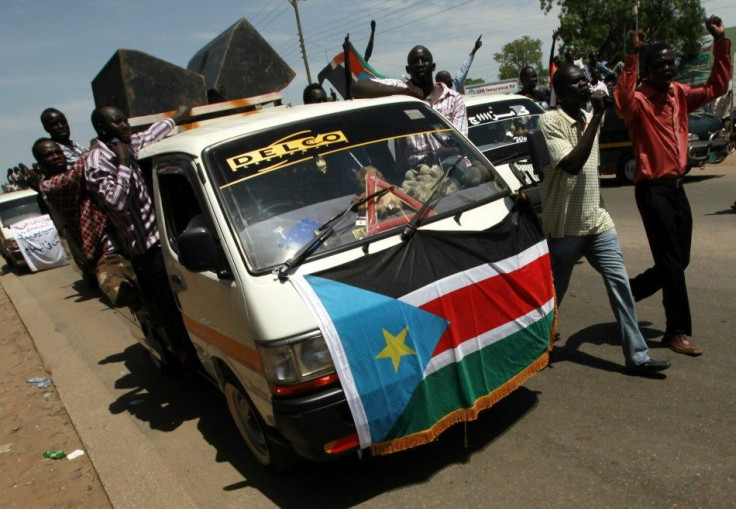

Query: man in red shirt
left=613, top=15, right=731, bottom=357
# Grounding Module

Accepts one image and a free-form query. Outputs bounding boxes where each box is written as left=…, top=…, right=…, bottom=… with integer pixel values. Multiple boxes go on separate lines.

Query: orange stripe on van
left=182, top=314, right=264, bottom=374
left=324, top=434, right=359, bottom=454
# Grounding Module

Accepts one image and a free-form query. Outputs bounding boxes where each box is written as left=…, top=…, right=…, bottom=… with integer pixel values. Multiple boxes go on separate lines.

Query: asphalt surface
left=2, top=159, right=735, bottom=508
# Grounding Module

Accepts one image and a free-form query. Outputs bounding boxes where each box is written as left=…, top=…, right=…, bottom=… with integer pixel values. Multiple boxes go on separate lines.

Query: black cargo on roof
left=188, top=17, right=295, bottom=103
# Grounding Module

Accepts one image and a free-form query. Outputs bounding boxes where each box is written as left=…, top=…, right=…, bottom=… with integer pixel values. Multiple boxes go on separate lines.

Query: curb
left=1, top=273, right=197, bottom=509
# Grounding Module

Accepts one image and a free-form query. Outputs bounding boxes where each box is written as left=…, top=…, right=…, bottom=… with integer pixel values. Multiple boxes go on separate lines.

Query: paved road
left=2, top=160, right=735, bottom=508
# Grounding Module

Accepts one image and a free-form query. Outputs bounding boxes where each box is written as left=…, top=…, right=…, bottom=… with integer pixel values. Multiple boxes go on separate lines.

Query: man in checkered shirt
left=30, top=138, right=137, bottom=308
left=539, top=63, right=670, bottom=377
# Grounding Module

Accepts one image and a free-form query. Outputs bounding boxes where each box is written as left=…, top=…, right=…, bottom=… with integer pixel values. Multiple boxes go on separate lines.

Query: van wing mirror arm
left=526, top=130, right=550, bottom=180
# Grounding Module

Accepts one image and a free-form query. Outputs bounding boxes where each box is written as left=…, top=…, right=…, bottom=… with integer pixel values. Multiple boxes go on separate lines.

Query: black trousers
left=631, top=180, right=692, bottom=335
left=131, top=244, right=195, bottom=358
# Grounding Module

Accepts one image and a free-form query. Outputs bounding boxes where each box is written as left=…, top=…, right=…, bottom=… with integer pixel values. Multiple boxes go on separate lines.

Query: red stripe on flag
left=420, top=254, right=553, bottom=357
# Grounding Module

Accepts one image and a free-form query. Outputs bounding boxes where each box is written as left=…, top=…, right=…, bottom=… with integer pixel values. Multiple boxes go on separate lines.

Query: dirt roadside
left=0, top=272, right=111, bottom=508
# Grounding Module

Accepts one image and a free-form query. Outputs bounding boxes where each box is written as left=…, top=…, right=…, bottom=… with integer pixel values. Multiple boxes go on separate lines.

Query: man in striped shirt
left=85, top=104, right=197, bottom=373
left=41, top=108, right=86, bottom=170
left=352, top=45, right=468, bottom=172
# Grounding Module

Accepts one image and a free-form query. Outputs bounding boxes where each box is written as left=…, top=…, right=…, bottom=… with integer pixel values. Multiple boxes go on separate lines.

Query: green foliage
left=493, top=36, right=547, bottom=80
left=538, top=0, right=706, bottom=65
left=463, top=77, right=485, bottom=86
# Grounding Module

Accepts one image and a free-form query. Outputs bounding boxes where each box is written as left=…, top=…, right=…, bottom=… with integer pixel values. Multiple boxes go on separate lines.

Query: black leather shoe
left=627, top=359, right=671, bottom=376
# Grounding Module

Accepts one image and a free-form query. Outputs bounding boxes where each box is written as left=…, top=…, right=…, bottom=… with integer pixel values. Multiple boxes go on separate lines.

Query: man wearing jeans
left=539, top=63, right=670, bottom=376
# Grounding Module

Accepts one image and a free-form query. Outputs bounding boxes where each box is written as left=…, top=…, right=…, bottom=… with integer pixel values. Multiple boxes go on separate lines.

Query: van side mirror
left=178, top=221, right=220, bottom=273
left=526, top=130, right=550, bottom=181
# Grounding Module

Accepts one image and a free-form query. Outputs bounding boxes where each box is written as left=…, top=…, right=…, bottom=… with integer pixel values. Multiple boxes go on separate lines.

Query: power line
left=250, top=0, right=281, bottom=25
left=301, top=0, right=396, bottom=37
left=259, top=2, right=290, bottom=32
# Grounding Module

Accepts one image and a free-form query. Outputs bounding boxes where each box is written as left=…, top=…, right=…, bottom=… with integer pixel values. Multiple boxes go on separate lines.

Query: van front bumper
left=272, top=385, right=357, bottom=461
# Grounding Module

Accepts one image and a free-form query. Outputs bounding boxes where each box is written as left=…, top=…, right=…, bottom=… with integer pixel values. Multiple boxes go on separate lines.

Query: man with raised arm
left=85, top=105, right=198, bottom=373
left=539, top=63, right=670, bottom=376
left=613, top=15, right=731, bottom=357
left=352, top=45, right=467, bottom=136
left=435, top=35, right=483, bottom=93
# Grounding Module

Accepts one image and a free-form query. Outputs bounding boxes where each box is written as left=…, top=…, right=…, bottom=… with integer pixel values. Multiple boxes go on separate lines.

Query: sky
left=2, top=0, right=735, bottom=184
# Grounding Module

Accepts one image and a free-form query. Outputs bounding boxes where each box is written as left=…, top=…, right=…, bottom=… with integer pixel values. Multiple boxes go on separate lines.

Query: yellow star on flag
left=375, top=326, right=416, bottom=372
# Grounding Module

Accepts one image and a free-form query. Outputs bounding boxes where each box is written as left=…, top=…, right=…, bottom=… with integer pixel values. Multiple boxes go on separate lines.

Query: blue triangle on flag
left=304, top=275, right=449, bottom=443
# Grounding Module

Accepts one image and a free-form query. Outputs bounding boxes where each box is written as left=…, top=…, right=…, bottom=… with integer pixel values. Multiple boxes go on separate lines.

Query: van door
left=152, top=156, right=272, bottom=415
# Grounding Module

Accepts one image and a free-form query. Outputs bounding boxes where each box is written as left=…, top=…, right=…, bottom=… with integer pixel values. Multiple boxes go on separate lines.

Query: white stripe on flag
left=400, top=240, right=549, bottom=307
left=290, top=275, right=373, bottom=449
left=424, top=297, right=555, bottom=377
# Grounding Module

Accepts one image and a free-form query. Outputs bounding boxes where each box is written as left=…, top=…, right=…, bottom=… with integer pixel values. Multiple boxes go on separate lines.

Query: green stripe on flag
left=381, top=311, right=554, bottom=442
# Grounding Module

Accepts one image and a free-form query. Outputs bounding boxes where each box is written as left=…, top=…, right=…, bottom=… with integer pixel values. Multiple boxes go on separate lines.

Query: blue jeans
left=549, top=228, right=650, bottom=367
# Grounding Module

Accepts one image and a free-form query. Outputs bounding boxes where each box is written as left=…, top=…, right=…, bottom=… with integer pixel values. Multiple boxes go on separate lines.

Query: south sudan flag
left=317, top=41, right=386, bottom=99
left=292, top=200, right=555, bottom=454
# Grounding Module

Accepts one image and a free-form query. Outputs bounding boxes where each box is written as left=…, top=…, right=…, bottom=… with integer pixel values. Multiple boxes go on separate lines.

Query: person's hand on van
left=172, top=105, right=192, bottom=125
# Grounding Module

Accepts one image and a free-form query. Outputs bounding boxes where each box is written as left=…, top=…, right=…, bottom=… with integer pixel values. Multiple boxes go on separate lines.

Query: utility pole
left=289, top=0, right=312, bottom=84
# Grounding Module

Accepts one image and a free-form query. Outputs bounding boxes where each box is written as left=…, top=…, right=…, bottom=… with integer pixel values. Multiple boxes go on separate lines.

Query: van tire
left=224, top=380, right=297, bottom=471
left=616, top=154, right=636, bottom=184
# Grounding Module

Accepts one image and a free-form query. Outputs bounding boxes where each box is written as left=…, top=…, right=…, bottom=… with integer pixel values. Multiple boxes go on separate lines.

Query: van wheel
left=224, top=381, right=297, bottom=471
left=616, top=155, right=636, bottom=184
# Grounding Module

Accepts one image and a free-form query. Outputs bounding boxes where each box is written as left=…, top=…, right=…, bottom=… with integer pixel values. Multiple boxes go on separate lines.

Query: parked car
left=464, top=94, right=545, bottom=192
left=134, top=95, right=551, bottom=469
left=599, top=101, right=729, bottom=184
left=0, top=189, right=43, bottom=270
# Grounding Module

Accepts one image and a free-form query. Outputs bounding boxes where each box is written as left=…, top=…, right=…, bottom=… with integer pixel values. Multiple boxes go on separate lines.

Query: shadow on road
left=102, top=343, right=541, bottom=507
left=600, top=173, right=723, bottom=189
left=706, top=206, right=736, bottom=216
left=67, top=278, right=100, bottom=303
left=550, top=321, right=665, bottom=375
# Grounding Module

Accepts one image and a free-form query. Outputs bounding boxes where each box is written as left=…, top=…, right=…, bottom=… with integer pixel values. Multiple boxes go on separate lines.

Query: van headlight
left=257, top=332, right=334, bottom=385
left=688, top=133, right=700, bottom=141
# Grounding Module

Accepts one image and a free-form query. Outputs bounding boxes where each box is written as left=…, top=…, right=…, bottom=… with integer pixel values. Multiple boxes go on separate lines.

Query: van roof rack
left=129, top=91, right=284, bottom=132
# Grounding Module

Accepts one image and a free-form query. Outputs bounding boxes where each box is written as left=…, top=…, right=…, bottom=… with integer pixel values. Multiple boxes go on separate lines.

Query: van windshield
left=0, top=195, right=42, bottom=227
left=205, top=102, right=508, bottom=272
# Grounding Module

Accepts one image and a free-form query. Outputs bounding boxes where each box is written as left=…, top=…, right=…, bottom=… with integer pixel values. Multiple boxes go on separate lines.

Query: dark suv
left=464, top=94, right=546, bottom=208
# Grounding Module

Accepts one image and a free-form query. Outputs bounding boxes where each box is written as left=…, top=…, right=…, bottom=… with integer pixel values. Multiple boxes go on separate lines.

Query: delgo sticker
left=226, top=130, right=348, bottom=173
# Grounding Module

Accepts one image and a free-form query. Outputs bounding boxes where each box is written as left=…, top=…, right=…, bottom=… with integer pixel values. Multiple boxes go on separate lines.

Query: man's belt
left=637, top=177, right=684, bottom=188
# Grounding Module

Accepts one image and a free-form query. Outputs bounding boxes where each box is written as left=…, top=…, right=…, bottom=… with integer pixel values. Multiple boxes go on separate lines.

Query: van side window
left=156, top=163, right=204, bottom=255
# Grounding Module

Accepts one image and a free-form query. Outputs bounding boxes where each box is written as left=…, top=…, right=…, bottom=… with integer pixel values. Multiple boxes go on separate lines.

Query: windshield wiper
left=493, top=150, right=530, bottom=166
left=277, top=186, right=393, bottom=280
left=401, top=154, right=466, bottom=241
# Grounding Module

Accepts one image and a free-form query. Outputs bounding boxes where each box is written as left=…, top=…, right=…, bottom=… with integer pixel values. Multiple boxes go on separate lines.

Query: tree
left=463, top=77, right=485, bottom=87
left=538, top=0, right=706, bottom=66
left=493, top=36, right=546, bottom=81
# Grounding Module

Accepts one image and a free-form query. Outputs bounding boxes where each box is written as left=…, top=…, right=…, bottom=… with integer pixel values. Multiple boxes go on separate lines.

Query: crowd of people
left=18, top=104, right=200, bottom=376
left=5, top=164, right=35, bottom=191
left=5, top=14, right=731, bottom=380
left=310, top=14, right=731, bottom=375
left=541, top=15, right=730, bottom=370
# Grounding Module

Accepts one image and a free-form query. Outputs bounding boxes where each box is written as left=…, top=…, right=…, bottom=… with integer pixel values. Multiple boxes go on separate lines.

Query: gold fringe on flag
left=369, top=348, right=551, bottom=456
